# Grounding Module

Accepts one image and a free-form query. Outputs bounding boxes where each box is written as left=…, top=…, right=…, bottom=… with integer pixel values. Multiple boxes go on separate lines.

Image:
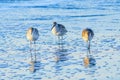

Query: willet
left=26, top=27, right=39, bottom=62
left=82, top=28, right=94, bottom=54
left=26, top=27, right=39, bottom=72
left=82, top=28, right=95, bottom=67
left=51, top=22, right=67, bottom=51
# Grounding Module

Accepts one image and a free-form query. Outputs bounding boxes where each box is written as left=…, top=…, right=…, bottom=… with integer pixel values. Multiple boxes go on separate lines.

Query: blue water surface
left=0, top=0, right=120, bottom=80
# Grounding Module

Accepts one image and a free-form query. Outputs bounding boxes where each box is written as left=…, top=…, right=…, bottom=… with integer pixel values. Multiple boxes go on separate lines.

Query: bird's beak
left=53, top=24, right=56, bottom=26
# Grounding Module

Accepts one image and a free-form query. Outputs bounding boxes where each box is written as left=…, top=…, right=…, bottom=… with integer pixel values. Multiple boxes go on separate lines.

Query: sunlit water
left=0, top=0, right=120, bottom=80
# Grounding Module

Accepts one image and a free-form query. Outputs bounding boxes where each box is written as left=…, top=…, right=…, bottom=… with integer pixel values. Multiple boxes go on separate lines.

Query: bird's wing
left=58, top=24, right=65, bottom=29
left=58, top=24, right=67, bottom=33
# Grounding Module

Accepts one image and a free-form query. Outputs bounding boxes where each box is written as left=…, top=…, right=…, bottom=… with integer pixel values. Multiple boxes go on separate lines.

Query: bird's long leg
left=30, top=41, right=33, bottom=61
left=60, top=36, right=61, bottom=50
left=87, top=41, right=91, bottom=56
left=59, top=36, right=63, bottom=51
left=61, top=36, right=63, bottom=51
left=29, top=41, right=35, bottom=72
left=88, top=41, right=91, bottom=54
left=34, top=41, right=37, bottom=62
left=86, top=41, right=89, bottom=56
left=58, top=36, right=60, bottom=50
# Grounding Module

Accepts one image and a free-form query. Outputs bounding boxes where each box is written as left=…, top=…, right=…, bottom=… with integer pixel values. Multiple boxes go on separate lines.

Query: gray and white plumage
left=51, top=22, right=67, bottom=36
left=26, top=27, right=39, bottom=41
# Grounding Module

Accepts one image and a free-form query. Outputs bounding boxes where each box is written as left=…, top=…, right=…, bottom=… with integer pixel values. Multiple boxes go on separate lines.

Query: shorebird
left=82, top=28, right=94, bottom=54
left=82, top=28, right=95, bottom=67
left=51, top=22, right=67, bottom=50
left=26, top=27, right=39, bottom=62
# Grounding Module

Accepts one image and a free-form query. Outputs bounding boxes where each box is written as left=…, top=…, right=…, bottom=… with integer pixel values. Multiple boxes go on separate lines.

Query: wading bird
left=26, top=27, right=39, bottom=62
left=82, top=28, right=94, bottom=54
left=82, top=28, right=95, bottom=67
left=51, top=22, right=67, bottom=50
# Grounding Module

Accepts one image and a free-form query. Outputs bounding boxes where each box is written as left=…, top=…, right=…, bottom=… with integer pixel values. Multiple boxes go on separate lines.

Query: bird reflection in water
left=54, top=49, right=68, bottom=62
left=83, top=55, right=96, bottom=68
left=54, top=49, right=69, bottom=75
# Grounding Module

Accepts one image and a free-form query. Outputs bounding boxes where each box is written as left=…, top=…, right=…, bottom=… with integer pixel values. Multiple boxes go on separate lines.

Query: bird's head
left=29, top=27, right=34, bottom=30
left=53, top=22, right=57, bottom=26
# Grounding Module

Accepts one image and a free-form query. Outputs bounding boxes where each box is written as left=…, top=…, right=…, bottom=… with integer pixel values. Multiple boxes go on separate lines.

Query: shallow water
left=0, top=0, right=120, bottom=80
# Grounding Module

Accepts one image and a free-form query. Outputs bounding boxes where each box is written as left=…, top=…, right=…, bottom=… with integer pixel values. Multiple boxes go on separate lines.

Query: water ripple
left=10, top=14, right=110, bottom=21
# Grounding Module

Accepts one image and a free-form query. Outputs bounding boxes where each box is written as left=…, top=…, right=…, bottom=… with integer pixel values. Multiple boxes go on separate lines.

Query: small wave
left=69, top=14, right=108, bottom=18
left=0, top=63, right=9, bottom=68
left=0, top=0, right=32, bottom=3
